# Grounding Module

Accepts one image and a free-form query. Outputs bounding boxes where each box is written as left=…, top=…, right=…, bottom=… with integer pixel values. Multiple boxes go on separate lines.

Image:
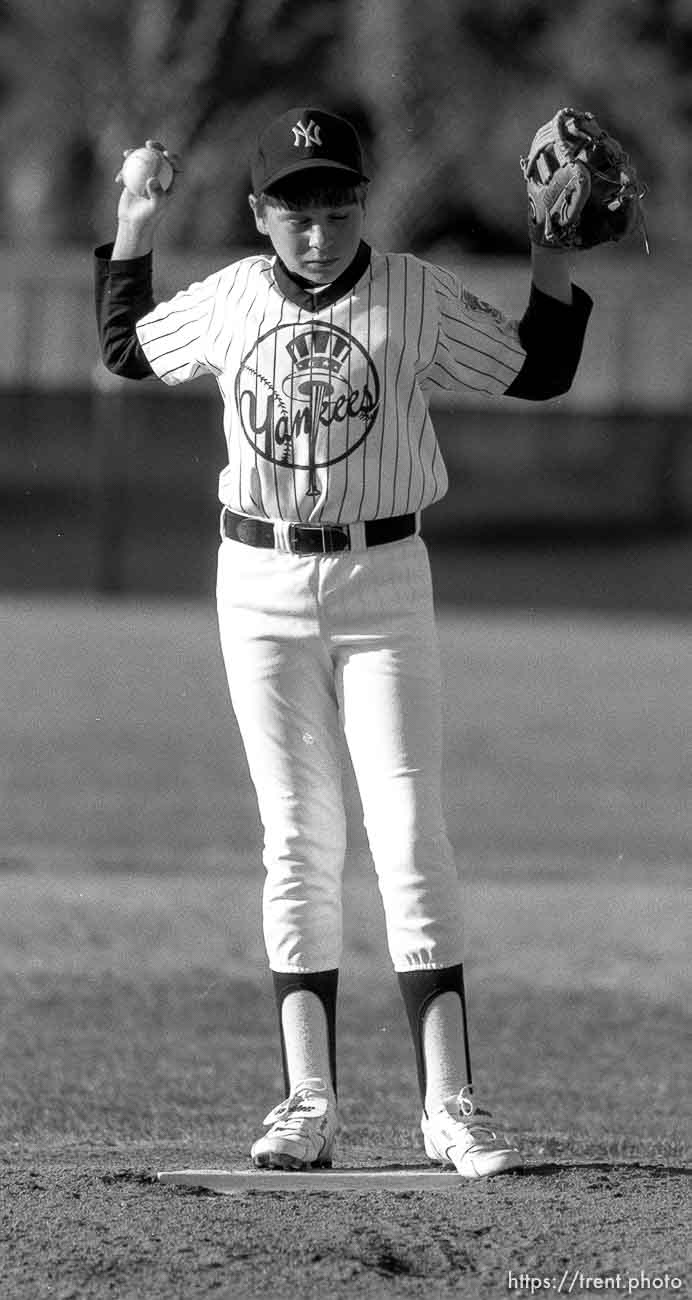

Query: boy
left=95, top=106, right=592, bottom=1178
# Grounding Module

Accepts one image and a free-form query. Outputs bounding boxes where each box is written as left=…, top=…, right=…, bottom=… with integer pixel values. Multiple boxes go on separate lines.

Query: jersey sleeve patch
left=421, top=261, right=526, bottom=398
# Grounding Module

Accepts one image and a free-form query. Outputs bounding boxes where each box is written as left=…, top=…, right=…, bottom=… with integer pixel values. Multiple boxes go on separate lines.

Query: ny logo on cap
left=292, top=118, right=323, bottom=149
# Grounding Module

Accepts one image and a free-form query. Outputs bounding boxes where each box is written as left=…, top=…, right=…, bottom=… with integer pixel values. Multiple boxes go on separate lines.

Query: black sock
left=271, top=968, right=339, bottom=1098
left=397, top=963, right=472, bottom=1113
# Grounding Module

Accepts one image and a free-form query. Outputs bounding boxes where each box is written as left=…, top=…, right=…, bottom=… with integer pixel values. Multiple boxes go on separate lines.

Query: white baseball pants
left=216, top=532, right=463, bottom=973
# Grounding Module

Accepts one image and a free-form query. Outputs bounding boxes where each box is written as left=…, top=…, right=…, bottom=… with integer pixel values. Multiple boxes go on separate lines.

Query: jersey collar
left=272, top=241, right=371, bottom=310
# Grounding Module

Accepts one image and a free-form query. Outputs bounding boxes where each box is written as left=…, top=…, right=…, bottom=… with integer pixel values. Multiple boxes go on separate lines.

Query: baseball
left=121, top=146, right=174, bottom=197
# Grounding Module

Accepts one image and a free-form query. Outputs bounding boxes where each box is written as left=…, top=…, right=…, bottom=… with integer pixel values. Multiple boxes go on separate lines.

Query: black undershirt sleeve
left=505, top=282, right=593, bottom=401
left=94, top=243, right=155, bottom=380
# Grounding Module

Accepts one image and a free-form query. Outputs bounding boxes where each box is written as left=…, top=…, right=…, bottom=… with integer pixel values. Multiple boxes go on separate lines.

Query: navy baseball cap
left=251, top=107, right=368, bottom=193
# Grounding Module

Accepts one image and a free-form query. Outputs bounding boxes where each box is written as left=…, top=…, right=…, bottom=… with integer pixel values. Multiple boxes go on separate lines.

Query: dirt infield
left=1, top=598, right=689, bottom=1298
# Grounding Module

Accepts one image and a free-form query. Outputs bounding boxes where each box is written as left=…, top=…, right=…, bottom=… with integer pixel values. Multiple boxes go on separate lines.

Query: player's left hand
left=520, top=108, right=647, bottom=253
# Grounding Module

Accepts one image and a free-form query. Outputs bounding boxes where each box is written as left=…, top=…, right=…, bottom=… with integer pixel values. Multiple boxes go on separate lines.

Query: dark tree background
left=0, top=0, right=685, bottom=254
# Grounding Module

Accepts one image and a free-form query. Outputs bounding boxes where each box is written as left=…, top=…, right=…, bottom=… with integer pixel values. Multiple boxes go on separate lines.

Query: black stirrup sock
left=396, top=963, right=472, bottom=1112
left=272, top=968, right=339, bottom=1098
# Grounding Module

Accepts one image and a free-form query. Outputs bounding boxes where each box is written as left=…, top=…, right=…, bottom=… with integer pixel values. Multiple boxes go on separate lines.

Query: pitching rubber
left=157, top=1167, right=467, bottom=1194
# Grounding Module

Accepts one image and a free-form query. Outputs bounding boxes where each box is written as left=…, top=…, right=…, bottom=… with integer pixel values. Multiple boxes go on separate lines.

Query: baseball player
left=95, top=106, right=596, bottom=1178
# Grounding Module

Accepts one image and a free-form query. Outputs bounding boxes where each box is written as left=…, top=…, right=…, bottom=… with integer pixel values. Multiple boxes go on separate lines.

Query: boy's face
left=251, top=197, right=365, bottom=286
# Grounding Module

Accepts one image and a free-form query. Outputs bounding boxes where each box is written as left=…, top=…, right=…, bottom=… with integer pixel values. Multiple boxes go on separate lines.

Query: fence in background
left=2, top=244, right=692, bottom=410
left=2, top=390, right=692, bottom=596
left=2, top=244, right=692, bottom=595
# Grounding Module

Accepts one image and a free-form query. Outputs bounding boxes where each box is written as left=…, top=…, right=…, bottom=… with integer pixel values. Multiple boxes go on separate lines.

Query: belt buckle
left=288, top=524, right=351, bottom=554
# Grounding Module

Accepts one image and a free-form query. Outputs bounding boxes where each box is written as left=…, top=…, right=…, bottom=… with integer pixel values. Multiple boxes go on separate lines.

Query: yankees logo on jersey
left=236, top=321, right=380, bottom=500
left=135, top=246, right=526, bottom=524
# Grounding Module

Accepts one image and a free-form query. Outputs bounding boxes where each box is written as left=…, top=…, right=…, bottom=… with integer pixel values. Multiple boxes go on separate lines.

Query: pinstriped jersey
left=135, top=248, right=526, bottom=524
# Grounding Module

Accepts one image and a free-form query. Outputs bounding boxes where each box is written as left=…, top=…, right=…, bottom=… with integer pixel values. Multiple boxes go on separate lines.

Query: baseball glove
left=521, top=108, right=647, bottom=252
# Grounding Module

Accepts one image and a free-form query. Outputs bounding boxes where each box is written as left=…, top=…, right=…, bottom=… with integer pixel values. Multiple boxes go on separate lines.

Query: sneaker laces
left=447, top=1085, right=499, bottom=1144
left=262, top=1078, right=329, bottom=1132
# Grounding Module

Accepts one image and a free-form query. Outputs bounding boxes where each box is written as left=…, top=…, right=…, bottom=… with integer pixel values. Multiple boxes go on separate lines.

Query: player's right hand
left=115, top=140, right=181, bottom=229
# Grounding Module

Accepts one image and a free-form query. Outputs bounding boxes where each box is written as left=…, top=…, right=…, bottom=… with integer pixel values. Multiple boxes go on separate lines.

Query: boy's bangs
left=261, top=169, right=367, bottom=211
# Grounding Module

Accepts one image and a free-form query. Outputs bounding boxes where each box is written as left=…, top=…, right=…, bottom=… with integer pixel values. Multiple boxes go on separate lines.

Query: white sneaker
left=251, top=1077, right=337, bottom=1171
left=422, top=1085, right=523, bottom=1179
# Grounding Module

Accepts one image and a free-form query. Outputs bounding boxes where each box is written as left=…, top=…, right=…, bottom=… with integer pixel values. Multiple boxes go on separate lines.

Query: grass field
left=1, top=591, right=689, bottom=1299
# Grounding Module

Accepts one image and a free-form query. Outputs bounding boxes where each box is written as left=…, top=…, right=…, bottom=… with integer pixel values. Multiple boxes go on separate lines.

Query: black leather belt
left=221, top=509, right=416, bottom=555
